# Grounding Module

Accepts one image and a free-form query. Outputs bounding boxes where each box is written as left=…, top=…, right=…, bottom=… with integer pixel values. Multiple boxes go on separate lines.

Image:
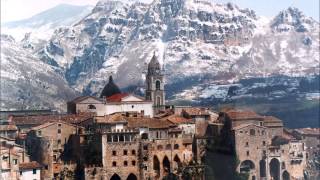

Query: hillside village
left=0, top=54, right=319, bottom=180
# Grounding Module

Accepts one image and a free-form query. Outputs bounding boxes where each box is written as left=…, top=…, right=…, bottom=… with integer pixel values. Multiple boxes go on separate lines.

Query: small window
left=2, top=156, right=8, bottom=161
left=33, top=169, right=37, bottom=174
left=123, top=150, right=128, bottom=155
left=131, top=105, right=134, bottom=108
left=13, top=159, right=18, bottom=165
left=143, top=145, right=148, bottom=150
left=58, top=123, right=61, bottom=127
left=263, top=141, right=266, bottom=146
left=245, top=142, right=249, bottom=147
left=132, top=161, right=136, bottom=166
left=38, top=131, right=42, bottom=136
left=112, top=161, right=117, bottom=167
left=57, top=139, right=61, bottom=145
left=166, top=144, right=171, bottom=150
left=250, top=129, right=255, bottom=136
left=20, top=171, right=22, bottom=175
left=58, top=129, right=61, bottom=134
left=124, top=161, right=128, bottom=166
left=174, top=144, right=179, bottom=149
left=112, top=151, right=117, bottom=156
left=131, top=150, right=136, bottom=155
left=247, top=151, right=250, bottom=156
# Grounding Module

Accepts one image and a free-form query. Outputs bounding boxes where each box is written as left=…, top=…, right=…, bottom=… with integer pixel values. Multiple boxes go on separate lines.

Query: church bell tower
left=145, top=53, right=165, bottom=114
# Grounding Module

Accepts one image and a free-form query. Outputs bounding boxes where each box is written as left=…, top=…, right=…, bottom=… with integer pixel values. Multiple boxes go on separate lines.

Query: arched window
left=88, top=104, right=96, bottom=109
left=156, top=80, right=161, bottom=90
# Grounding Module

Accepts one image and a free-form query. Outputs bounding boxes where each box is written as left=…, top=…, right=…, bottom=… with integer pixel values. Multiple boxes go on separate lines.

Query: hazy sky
left=1, top=0, right=319, bottom=23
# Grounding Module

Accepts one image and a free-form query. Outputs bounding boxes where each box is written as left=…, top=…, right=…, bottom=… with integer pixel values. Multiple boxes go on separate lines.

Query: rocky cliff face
left=1, top=0, right=319, bottom=110
left=0, top=35, right=77, bottom=111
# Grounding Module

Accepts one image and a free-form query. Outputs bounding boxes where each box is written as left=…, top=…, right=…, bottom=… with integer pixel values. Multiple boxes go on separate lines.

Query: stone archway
left=282, top=170, right=290, bottom=180
left=173, top=154, right=181, bottom=170
left=240, top=160, right=255, bottom=174
left=270, top=158, right=280, bottom=180
left=153, top=155, right=160, bottom=177
left=259, top=159, right=266, bottom=178
left=110, top=173, right=121, bottom=180
left=163, top=156, right=171, bottom=173
left=126, top=173, right=137, bottom=180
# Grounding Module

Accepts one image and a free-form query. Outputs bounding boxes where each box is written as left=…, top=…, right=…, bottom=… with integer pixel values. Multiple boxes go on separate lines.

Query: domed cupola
left=100, top=76, right=121, bottom=98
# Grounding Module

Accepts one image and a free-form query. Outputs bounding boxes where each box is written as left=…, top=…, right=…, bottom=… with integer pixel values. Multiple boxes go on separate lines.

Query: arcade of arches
left=110, top=173, right=138, bottom=180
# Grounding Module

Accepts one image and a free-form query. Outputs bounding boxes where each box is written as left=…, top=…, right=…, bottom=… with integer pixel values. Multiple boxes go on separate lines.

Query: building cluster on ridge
left=0, top=54, right=319, bottom=180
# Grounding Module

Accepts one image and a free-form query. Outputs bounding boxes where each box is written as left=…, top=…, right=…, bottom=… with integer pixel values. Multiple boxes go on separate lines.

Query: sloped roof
left=12, top=113, right=94, bottom=126
left=0, top=125, right=18, bottom=131
left=95, top=113, right=127, bottom=124
left=263, top=116, right=282, bottom=123
left=106, top=93, right=129, bottom=102
left=223, top=109, right=263, bottom=120
left=127, top=117, right=174, bottom=129
left=100, top=76, right=121, bottom=98
left=31, top=121, right=80, bottom=131
left=183, top=107, right=211, bottom=116
left=19, top=161, right=42, bottom=170
left=294, top=128, right=320, bottom=136
left=165, top=115, right=194, bottom=124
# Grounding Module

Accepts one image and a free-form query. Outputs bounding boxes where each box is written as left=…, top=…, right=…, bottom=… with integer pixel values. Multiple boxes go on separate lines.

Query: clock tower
left=145, top=53, right=165, bottom=114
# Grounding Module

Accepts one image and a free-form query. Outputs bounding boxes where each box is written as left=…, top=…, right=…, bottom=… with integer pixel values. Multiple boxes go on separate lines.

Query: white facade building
left=70, top=94, right=154, bottom=117
left=19, top=161, right=42, bottom=180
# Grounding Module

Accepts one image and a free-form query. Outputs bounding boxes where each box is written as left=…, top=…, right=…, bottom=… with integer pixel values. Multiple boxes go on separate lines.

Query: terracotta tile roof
left=127, top=117, right=174, bottom=129
left=263, top=116, right=282, bottom=123
left=95, top=114, right=127, bottom=124
left=165, top=115, right=194, bottom=124
left=19, top=161, right=42, bottom=170
left=11, top=113, right=94, bottom=126
left=106, top=93, right=129, bottom=102
left=223, top=109, right=263, bottom=120
left=0, top=125, right=18, bottom=131
left=31, top=121, right=80, bottom=131
left=183, top=107, right=210, bottom=116
left=294, top=128, right=320, bottom=136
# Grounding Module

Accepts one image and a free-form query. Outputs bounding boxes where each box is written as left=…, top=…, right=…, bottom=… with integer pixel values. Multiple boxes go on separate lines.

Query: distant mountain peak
left=271, top=7, right=318, bottom=32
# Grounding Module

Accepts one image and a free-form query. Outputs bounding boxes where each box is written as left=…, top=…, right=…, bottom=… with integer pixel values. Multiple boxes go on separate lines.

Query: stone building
left=0, top=138, right=30, bottom=180
left=19, top=161, right=42, bottom=180
left=84, top=113, right=195, bottom=180
left=217, top=109, right=307, bottom=180
left=26, top=121, right=83, bottom=179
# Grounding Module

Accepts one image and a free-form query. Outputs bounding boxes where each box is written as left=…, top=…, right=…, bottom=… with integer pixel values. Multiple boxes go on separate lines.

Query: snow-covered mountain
left=0, top=35, right=77, bottom=111
left=2, top=4, right=93, bottom=42
left=1, top=0, right=319, bottom=110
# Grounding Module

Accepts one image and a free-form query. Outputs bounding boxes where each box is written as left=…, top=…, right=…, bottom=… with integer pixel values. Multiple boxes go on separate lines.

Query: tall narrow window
left=156, top=80, right=161, bottom=90
left=156, top=96, right=161, bottom=106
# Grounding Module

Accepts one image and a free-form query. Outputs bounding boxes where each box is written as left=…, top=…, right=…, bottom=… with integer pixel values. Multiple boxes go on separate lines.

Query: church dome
left=100, top=76, right=121, bottom=98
